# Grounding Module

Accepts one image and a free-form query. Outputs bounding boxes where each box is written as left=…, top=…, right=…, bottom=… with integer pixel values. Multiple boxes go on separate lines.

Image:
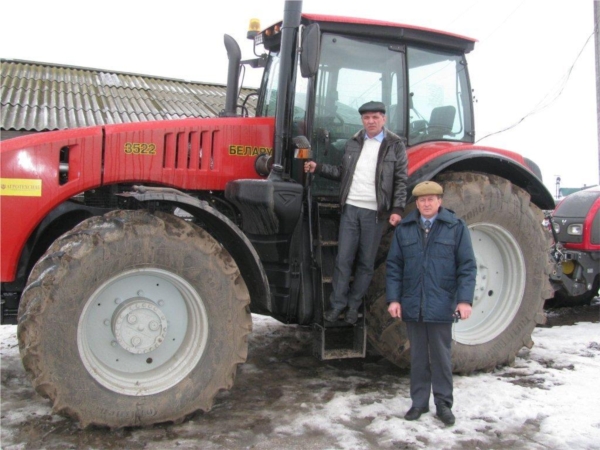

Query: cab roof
left=301, top=13, right=476, bottom=53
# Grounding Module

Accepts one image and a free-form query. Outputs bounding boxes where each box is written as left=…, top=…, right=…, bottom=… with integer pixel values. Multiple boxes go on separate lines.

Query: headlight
left=552, top=222, right=560, bottom=233
left=567, top=224, right=583, bottom=235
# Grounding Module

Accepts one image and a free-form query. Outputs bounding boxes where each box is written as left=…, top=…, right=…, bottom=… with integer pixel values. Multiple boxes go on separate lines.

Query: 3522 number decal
left=124, top=143, right=157, bottom=155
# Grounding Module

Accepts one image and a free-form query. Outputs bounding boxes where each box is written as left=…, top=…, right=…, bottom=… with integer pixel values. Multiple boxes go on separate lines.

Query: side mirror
left=300, top=23, right=320, bottom=78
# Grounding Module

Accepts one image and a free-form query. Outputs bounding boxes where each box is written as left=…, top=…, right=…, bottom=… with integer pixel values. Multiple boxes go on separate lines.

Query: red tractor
left=1, top=1, right=555, bottom=428
left=548, top=185, right=600, bottom=306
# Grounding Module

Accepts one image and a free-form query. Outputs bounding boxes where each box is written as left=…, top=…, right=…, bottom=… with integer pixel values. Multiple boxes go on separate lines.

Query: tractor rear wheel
left=17, top=210, right=251, bottom=428
left=367, top=172, right=553, bottom=373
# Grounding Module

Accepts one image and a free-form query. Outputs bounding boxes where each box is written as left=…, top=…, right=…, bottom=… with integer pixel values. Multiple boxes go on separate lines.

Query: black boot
left=344, top=308, right=359, bottom=324
left=324, top=308, right=343, bottom=322
left=436, top=403, right=455, bottom=426
left=404, top=406, right=429, bottom=421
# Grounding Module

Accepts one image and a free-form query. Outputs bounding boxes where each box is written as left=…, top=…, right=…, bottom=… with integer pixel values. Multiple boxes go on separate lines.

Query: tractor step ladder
left=311, top=202, right=367, bottom=360
left=313, top=316, right=367, bottom=360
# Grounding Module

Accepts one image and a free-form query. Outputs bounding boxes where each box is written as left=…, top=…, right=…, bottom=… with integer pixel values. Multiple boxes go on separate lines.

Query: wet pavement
left=1, top=298, right=598, bottom=449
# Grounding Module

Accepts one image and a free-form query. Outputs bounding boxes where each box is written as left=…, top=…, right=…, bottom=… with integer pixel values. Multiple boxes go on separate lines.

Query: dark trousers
left=405, top=321, right=453, bottom=409
left=329, top=204, right=385, bottom=311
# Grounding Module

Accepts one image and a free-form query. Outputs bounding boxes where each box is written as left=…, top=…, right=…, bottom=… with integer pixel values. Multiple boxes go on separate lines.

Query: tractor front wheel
left=17, top=210, right=251, bottom=428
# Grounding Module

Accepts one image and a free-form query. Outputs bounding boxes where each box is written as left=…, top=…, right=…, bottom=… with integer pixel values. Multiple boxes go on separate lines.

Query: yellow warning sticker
left=0, top=178, right=42, bottom=197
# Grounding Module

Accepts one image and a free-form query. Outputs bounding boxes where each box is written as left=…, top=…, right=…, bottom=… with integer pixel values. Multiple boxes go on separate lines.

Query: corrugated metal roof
left=0, top=59, right=258, bottom=132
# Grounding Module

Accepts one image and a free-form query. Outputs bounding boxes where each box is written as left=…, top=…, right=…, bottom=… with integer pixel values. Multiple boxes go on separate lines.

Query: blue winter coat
left=386, top=207, right=477, bottom=323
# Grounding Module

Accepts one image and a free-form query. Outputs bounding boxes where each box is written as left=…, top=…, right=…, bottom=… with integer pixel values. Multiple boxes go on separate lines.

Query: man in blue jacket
left=386, top=181, right=476, bottom=426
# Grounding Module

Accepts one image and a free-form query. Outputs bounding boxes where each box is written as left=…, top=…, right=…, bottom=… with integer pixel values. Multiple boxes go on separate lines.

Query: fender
left=4, top=200, right=111, bottom=292
left=406, top=143, right=555, bottom=209
left=1, top=127, right=104, bottom=281
left=120, top=187, right=271, bottom=315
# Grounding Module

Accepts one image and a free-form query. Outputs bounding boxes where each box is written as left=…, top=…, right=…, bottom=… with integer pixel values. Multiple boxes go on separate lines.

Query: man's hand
left=388, top=301, right=402, bottom=318
left=455, top=302, right=472, bottom=320
left=304, top=161, right=316, bottom=173
left=389, top=213, right=402, bottom=226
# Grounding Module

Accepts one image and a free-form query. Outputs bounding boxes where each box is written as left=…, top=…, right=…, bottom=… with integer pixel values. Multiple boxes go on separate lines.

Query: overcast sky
left=2, top=0, right=598, bottom=196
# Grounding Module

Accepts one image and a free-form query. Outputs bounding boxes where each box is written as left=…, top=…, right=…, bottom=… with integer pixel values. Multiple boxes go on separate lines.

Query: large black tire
left=17, top=210, right=251, bottom=428
left=366, top=172, right=553, bottom=373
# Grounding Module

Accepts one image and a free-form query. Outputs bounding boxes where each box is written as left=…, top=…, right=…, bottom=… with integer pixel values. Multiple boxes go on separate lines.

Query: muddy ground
left=542, top=302, right=600, bottom=327
left=1, top=301, right=598, bottom=450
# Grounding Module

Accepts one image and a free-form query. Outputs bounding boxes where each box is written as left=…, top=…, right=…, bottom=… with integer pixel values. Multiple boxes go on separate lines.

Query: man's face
left=361, top=112, right=386, bottom=138
left=416, top=195, right=442, bottom=219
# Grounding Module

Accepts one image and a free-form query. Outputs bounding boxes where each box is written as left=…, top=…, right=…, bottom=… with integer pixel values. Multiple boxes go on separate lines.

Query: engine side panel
left=1, top=117, right=276, bottom=282
left=102, top=117, right=275, bottom=189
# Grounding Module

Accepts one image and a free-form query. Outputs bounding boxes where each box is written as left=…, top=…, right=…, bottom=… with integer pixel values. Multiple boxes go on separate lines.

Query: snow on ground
left=1, top=310, right=600, bottom=450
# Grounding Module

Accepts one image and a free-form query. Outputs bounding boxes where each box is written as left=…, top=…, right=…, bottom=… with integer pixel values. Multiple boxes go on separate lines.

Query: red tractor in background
left=548, top=185, right=600, bottom=306
left=1, top=1, right=556, bottom=428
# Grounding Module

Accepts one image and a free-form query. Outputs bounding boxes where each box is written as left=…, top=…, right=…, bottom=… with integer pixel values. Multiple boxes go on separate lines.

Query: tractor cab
left=252, top=14, right=476, bottom=196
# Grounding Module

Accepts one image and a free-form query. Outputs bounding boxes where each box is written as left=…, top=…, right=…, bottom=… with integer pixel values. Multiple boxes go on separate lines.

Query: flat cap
left=358, top=101, right=386, bottom=114
left=412, top=181, right=443, bottom=197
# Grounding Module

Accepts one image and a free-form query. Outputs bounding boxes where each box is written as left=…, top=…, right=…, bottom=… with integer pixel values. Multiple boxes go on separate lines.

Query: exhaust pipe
left=270, top=0, right=303, bottom=179
left=222, top=34, right=241, bottom=117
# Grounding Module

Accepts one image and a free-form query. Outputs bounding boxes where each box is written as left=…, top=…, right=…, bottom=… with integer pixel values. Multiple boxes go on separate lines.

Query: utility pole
left=595, top=0, right=600, bottom=184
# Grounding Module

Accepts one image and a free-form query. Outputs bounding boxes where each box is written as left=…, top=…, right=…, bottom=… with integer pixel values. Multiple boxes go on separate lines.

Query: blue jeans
left=329, top=204, right=385, bottom=311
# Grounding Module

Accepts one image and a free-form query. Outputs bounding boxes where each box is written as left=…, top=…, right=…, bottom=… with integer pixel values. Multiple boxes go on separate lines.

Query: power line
left=445, top=0, right=528, bottom=44
left=447, top=0, right=480, bottom=26
left=477, top=0, right=529, bottom=44
left=476, top=29, right=595, bottom=143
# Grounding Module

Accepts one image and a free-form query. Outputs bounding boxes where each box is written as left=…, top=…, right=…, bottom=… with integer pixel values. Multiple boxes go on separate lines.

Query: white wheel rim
left=454, top=223, right=526, bottom=345
left=78, top=268, right=208, bottom=396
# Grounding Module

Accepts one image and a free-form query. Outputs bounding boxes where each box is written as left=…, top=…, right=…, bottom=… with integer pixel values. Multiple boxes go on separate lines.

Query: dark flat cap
left=358, top=101, right=386, bottom=114
left=412, top=181, right=443, bottom=197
